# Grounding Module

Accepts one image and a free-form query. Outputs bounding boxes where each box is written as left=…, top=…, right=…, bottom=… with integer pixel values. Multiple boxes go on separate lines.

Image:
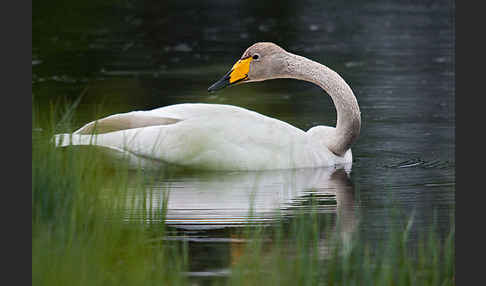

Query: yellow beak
left=229, top=57, right=252, bottom=83
left=208, top=57, right=253, bottom=92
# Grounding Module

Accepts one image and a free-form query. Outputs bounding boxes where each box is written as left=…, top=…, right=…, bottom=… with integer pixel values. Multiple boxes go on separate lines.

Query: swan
left=54, top=42, right=361, bottom=171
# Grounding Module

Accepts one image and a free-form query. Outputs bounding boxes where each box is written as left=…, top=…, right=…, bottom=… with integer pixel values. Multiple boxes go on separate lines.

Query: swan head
left=208, top=42, right=290, bottom=92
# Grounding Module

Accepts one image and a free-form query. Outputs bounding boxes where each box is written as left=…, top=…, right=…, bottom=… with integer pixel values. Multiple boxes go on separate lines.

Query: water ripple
left=385, top=158, right=454, bottom=169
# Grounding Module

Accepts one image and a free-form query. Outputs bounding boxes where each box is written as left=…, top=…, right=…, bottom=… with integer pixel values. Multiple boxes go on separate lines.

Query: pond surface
left=33, top=0, right=454, bottom=283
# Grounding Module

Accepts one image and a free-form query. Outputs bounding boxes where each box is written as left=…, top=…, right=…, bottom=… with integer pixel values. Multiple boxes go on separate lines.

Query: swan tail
left=52, top=133, right=100, bottom=148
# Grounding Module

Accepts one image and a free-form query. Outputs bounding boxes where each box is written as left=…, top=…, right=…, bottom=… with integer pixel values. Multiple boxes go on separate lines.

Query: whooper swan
left=54, top=42, right=361, bottom=171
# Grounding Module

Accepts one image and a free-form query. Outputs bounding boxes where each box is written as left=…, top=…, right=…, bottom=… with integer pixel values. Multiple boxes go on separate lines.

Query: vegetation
left=229, top=210, right=454, bottom=286
left=32, top=103, right=454, bottom=286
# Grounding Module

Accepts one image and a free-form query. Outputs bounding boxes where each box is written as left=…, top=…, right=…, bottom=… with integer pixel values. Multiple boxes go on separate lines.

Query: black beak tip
left=207, top=76, right=230, bottom=93
left=207, top=83, right=219, bottom=93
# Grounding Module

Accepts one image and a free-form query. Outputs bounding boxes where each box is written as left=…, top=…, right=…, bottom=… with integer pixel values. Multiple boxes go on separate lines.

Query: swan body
left=54, top=42, right=360, bottom=171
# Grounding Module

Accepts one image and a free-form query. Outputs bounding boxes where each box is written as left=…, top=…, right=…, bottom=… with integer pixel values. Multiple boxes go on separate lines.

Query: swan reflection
left=118, top=158, right=356, bottom=231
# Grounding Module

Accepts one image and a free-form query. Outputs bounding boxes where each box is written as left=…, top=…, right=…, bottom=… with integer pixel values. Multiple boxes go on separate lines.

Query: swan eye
left=252, top=54, right=260, bottom=60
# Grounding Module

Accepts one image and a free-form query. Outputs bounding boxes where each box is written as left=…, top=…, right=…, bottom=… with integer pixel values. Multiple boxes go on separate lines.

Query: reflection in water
left=114, top=152, right=356, bottom=232
left=107, top=152, right=358, bottom=275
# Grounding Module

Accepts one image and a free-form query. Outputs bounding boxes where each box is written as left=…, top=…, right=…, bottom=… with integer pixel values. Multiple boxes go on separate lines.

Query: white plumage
left=54, top=42, right=360, bottom=171
left=54, top=103, right=351, bottom=170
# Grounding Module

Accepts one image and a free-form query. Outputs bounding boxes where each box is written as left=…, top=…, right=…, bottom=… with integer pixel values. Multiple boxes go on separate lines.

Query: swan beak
left=208, top=57, right=252, bottom=92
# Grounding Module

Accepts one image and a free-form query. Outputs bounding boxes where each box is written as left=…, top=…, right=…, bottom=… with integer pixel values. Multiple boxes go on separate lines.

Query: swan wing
left=73, top=103, right=265, bottom=135
left=74, top=112, right=181, bottom=134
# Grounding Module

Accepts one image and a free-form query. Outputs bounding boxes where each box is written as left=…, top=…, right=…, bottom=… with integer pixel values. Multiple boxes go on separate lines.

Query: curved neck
left=285, top=53, right=361, bottom=156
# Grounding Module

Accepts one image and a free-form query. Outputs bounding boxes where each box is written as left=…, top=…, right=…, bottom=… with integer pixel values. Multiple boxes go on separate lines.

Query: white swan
left=54, top=42, right=361, bottom=171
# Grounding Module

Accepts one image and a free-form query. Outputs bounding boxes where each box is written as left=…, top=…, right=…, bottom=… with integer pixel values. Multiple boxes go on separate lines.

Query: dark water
left=33, top=0, right=454, bottom=282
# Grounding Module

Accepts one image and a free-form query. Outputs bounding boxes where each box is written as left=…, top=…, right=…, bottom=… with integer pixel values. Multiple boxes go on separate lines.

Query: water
left=118, top=165, right=353, bottom=228
left=33, top=0, right=454, bottom=283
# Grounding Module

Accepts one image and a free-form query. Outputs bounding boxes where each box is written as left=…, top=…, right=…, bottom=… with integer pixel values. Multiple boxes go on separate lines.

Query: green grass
left=32, top=136, right=188, bottom=286
left=228, top=209, right=454, bottom=286
left=32, top=102, right=454, bottom=286
left=32, top=99, right=189, bottom=286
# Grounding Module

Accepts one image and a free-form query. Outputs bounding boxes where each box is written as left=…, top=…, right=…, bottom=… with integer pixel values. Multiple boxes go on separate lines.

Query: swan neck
left=285, top=53, right=361, bottom=156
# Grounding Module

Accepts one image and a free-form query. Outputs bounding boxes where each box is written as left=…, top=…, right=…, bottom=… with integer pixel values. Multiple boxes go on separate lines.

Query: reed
left=229, top=209, right=454, bottom=286
left=32, top=101, right=189, bottom=286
